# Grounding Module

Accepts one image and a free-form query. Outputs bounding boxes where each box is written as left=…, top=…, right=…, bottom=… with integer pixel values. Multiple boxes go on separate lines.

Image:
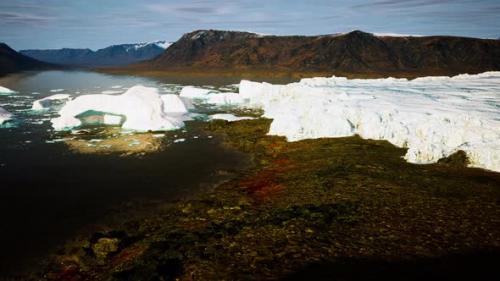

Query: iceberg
left=101, top=90, right=124, bottom=94
left=51, top=85, right=186, bottom=132
left=178, top=86, right=243, bottom=107
left=0, top=106, right=12, bottom=125
left=0, top=86, right=16, bottom=95
left=179, top=86, right=216, bottom=100
left=218, top=72, right=500, bottom=172
left=32, top=94, right=71, bottom=111
left=161, top=94, right=190, bottom=114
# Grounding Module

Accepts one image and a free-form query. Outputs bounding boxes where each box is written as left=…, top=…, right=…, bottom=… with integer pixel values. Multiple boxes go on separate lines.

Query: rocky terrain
left=120, top=30, right=500, bottom=78
left=25, top=119, right=500, bottom=281
left=0, top=43, right=56, bottom=76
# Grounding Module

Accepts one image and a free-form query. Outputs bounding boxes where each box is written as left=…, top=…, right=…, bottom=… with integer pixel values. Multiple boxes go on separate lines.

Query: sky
left=1, top=0, right=499, bottom=50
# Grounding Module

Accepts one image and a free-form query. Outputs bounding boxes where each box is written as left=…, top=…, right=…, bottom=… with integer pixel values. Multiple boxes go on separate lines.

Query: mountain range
left=20, top=41, right=171, bottom=67
left=2, top=30, right=500, bottom=78
left=0, top=43, right=56, bottom=77
left=133, top=30, right=500, bottom=78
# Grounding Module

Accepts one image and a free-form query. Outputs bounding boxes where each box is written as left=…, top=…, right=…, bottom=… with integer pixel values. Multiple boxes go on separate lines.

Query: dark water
left=0, top=71, right=248, bottom=275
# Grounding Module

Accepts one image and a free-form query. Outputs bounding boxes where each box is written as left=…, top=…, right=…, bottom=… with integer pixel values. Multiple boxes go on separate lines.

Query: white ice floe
left=50, top=89, right=65, bottom=93
left=179, top=86, right=216, bottom=100
left=161, top=94, right=190, bottom=114
left=0, top=106, right=13, bottom=125
left=173, top=138, right=186, bottom=143
left=51, top=85, right=186, bottom=132
left=32, top=94, right=71, bottom=111
left=201, top=72, right=500, bottom=172
left=209, top=113, right=255, bottom=122
left=0, top=86, right=16, bottom=95
left=101, top=90, right=124, bottom=95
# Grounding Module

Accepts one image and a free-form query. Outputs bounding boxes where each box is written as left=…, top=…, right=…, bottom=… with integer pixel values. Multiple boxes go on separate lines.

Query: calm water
left=0, top=71, right=249, bottom=275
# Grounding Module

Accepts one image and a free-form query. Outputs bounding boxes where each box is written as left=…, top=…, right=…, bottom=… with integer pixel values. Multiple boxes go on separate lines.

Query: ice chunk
left=230, top=72, right=500, bottom=172
left=51, top=85, right=185, bottom=132
left=0, top=106, right=13, bottom=125
left=209, top=114, right=255, bottom=122
left=0, top=86, right=16, bottom=95
left=206, top=92, right=243, bottom=106
left=101, top=90, right=124, bottom=94
left=32, top=94, right=71, bottom=111
left=161, top=94, right=190, bottom=114
left=50, top=89, right=65, bottom=93
left=179, top=86, right=215, bottom=100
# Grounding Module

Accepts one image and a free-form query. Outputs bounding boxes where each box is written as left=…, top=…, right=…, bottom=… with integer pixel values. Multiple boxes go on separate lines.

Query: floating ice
left=0, top=86, right=16, bottom=95
left=209, top=113, right=255, bottom=122
left=101, top=90, right=124, bottom=94
left=50, top=89, right=65, bottom=93
left=32, top=94, right=71, bottom=111
left=51, top=85, right=186, bottom=132
left=178, top=86, right=243, bottom=107
left=179, top=86, right=215, bottom=100
left=206, top=92, right=242, bottom=106
left=212, top=72, right=500, bottom=172
left=161, top=94, right=190, bottom=114
left=0, top=106, right=13, bottom=125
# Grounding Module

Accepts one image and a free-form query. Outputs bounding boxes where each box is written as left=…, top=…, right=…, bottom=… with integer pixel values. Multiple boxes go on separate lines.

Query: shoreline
left=24, top=118, right=500, bottom=280
left=97, top=67, right=500, bottom=82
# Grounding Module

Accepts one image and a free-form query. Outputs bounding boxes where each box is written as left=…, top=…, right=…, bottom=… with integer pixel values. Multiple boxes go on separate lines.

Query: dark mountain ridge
left=0, top=43, right=56, bottom=77
left=21, top=41, right=169, bottom=67
left=136, top=29, right=500, bottom=77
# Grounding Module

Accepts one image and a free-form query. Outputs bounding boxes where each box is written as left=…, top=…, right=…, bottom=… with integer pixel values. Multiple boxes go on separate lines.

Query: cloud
left=0, top=12, right=56, bottom=24
left=352, top=0, right=465, bottom=9
left=145, top=2, right=231, bottom=15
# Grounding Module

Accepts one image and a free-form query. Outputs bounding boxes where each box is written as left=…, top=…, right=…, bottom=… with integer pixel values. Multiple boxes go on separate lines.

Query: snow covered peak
left=123, top=41, right=172, bottom=52
left=153, top=41, right=172, bottom=49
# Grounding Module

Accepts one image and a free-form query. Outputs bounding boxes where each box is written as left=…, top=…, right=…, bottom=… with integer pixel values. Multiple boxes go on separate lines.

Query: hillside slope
left=0, top=43, right=56, bottom=76
left=134, top=30, right=500, bottom=77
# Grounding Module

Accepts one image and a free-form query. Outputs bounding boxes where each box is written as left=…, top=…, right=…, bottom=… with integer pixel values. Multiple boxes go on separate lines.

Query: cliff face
left=144, top=30, right=500, bottom=76
left=0, top=43, right=55, bottom=76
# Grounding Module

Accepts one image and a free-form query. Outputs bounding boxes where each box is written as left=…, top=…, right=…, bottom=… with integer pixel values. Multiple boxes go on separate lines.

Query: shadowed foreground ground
left=26, top=119, right=500, bottom=280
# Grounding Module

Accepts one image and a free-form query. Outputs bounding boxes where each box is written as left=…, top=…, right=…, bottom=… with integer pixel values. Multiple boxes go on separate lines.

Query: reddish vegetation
left=46, top=261, right=83, bottom=281
left=239, top=158, right=294, bottom=202
left=111, top=244, right=147, bottom=268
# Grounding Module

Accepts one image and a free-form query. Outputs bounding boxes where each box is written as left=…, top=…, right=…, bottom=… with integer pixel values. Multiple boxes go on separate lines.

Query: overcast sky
left=1, top=0, right=499, bottom=50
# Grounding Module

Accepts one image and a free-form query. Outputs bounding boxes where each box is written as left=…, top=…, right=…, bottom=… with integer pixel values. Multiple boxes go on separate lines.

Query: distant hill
left=0, top=43, right=56, bottom=76
left=127, top=30, right=500, bottom=78
left=21, top=41, right=171, bottom=67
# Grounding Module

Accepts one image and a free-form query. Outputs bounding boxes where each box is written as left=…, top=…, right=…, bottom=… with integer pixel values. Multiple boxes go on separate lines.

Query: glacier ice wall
left=203, top=72, right=500, bottom=172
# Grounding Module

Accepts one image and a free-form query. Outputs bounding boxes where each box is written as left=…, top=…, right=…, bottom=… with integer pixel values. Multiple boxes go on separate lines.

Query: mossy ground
left=35, top=119, right=500, bottom=280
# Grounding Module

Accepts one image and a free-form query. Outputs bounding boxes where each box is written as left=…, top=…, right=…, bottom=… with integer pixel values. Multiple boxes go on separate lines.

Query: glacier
left=51, top=85, right=186, bottom=132
left=188, top=72, right=500, bottom=172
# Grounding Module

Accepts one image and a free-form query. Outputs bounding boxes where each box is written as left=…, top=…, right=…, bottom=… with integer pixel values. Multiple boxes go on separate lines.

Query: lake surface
left=0, top=71, right=249, bottom=275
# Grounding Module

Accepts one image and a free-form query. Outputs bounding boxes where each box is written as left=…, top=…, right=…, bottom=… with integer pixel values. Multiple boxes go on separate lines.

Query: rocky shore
left=26, top=119, right=500, bottom=280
